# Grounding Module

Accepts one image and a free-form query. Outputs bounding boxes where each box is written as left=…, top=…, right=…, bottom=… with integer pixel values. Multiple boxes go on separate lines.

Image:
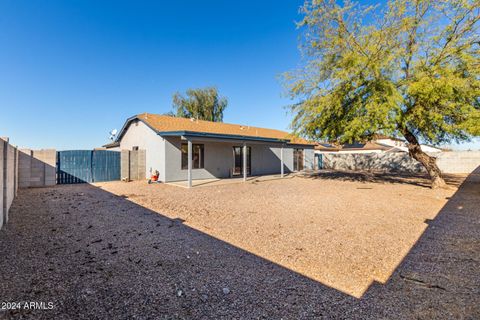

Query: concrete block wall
left=121, top=149, right=146, bottom=181
left=18, top=149, right=31, bottom=188
left=133, top=149, right=146, bottom=180
left=322, top=152, right=424, bottom=173
left=322, top=151, right=480, bottom=174
left=120, top=150, right=129, bottom=180
left=18, top=149, right=56, bottom=188
left=1, top=138, right=19, bottom=229
left=435, top=151, right=480, bottom=174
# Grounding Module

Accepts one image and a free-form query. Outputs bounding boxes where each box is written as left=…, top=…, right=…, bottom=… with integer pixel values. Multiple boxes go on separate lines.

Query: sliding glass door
left=233, top=146, right=251, bottom=176
left=293, top=148, right=304, bottom=171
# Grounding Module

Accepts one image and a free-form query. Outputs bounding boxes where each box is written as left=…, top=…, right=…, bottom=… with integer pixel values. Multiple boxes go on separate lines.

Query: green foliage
left=285, top=0, right=480, bottom=144
left=171, top=87, right=228, bottom=122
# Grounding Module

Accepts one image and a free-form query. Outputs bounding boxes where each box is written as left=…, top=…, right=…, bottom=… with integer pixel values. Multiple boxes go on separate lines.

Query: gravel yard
left=0, top=170, right=479, bottom=319
left=97, top=173, right=460, bottom=297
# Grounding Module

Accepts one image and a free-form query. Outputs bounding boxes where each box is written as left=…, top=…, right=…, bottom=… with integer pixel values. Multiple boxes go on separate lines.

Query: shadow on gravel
left=303, top=169, right=465, bottom=188
left=0, top=167, right=478, bottom=319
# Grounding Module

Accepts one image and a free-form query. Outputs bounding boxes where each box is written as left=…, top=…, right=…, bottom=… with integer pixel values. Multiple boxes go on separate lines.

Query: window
left=181, top=143, right=204, bottom=169
left=132, top=146, right=139, bottom=151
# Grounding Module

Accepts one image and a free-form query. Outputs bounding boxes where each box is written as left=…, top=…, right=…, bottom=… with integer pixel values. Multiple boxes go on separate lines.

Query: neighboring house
left=315, top=141, right=398, bottom=154
left=102, top=141, right=120, bottom=150
left=375, top=136, right=443, bottom=153
left=315, top=136, right=443, bottom=155
left=314, top=143, right=340, bottom=153
left=105, top=113, right=315, bottom=186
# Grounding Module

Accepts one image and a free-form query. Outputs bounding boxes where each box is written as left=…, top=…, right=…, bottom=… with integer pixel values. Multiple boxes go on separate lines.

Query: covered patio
left=180, top=135, right=290, bottom=188
left=166, top=172, right=297, bottom=188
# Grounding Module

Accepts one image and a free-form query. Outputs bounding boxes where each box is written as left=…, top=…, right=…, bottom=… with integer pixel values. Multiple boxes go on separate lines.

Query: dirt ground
left=0, top=170, right=479, bottom=319
left=97, top=172, right=460, bottom=297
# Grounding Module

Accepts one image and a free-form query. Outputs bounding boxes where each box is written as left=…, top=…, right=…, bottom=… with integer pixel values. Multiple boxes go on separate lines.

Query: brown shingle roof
left=129, top=113, right=314, bottom=145
left=314, top=141, right=395, bottom=152
left=341, top=141, right=392, bottom=151
left=315, top=143, right=340, bottom=151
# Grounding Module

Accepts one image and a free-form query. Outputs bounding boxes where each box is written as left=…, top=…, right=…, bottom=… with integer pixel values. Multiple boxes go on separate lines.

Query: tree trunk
left=402, top=129, right=446, bottom=189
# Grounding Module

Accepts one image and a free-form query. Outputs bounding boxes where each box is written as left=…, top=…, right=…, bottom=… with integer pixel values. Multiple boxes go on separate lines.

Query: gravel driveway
left=0, top=171, right=478, bottom=319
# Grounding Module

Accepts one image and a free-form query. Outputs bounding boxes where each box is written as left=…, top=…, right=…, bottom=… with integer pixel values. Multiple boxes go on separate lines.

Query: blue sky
left=1, top=0, right=478, bottom=150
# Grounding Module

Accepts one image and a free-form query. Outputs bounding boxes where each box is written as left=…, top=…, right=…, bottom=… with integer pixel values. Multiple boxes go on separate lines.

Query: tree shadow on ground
left=302, top=169, right=465, bottom=188
left=0, top=167, right=478, bottom=319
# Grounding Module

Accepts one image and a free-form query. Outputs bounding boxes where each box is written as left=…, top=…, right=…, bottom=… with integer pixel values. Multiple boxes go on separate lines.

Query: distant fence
left=1, top=138, right=19, bottom=229
left=1, top=144, right=146, bottom=227
left=321, top=151, right=480, bottom=174
left=57, top=150, right=121, bottom=184
left=17, top=148, right=145, bottom=187
left=435, top=151, right=480, bottom=174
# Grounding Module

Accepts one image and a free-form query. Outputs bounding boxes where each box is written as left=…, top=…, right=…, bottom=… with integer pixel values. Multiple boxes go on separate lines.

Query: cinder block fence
left=18, top=149, right=56, bottom=188
left=0, top=138, right=19, bottom=229
left=321, top=151, right=480, bottom=174
left=121, top=149, right=146, bottom=181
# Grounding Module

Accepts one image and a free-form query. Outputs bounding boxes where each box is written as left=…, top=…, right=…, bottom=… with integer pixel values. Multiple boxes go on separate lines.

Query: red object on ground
left=151, top=175, right=158, bottom=182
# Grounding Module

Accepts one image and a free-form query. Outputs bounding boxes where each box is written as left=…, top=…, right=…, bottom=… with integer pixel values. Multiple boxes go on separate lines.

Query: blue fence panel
left=92, top=150, right=121, bottom=182
left=57, top=150, right=121, bottom=184
left=57, top=150, right=92, bottom=184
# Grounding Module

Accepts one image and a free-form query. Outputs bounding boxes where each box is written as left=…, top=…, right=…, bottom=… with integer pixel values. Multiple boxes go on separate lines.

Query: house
left=105, top=113, right=315, bottom=187
left=374, top=135, right=443, bottom=153
left=314, top=143, right=340, bottom=153
left=314, top=136, right=443, bottom=155
left=315, top=141, right=395, bottom=154
left=315, top=141, right=399, bottom=155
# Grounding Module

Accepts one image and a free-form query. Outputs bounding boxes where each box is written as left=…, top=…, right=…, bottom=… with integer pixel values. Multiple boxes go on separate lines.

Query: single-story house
left=374, top=135, right=443, bottom=153
left=105, top=113, right=315, bottom=186
left=315, top=136, right=444, bottom=155
left=315, top=141, right=398, bottom=154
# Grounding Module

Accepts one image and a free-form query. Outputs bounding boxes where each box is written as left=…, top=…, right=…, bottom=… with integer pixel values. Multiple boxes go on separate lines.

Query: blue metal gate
left=57, top=150, right=120, bottom=184
left=92, top=150, right=121, bottom=182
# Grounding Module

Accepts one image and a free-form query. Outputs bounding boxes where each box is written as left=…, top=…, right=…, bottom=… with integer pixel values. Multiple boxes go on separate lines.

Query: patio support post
left=187, top=139, right=192, bottom=188
left=243, top=142, right=247, bottom=182
left=280, top=144, right=284, bottom=178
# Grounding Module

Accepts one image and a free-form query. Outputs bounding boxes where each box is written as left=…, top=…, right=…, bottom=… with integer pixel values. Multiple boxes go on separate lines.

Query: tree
left=284, top=0, right=480, bottom=188
left=170, top=87, right=228, bottom=122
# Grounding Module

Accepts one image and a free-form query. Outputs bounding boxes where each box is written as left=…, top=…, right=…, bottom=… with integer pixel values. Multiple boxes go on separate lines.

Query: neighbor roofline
left=102, top=141, right=120, bottom=148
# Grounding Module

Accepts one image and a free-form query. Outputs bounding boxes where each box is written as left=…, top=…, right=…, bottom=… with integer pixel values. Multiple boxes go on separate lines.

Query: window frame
left=181, top=143, right=205, bottom=170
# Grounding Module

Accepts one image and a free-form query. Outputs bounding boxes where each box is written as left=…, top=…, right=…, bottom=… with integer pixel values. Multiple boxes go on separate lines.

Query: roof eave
left=102, top=141, right=120, bottom=148
left=158, top=131, right=292, bottom=144
left=115, top=114, right=159, bottom=143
